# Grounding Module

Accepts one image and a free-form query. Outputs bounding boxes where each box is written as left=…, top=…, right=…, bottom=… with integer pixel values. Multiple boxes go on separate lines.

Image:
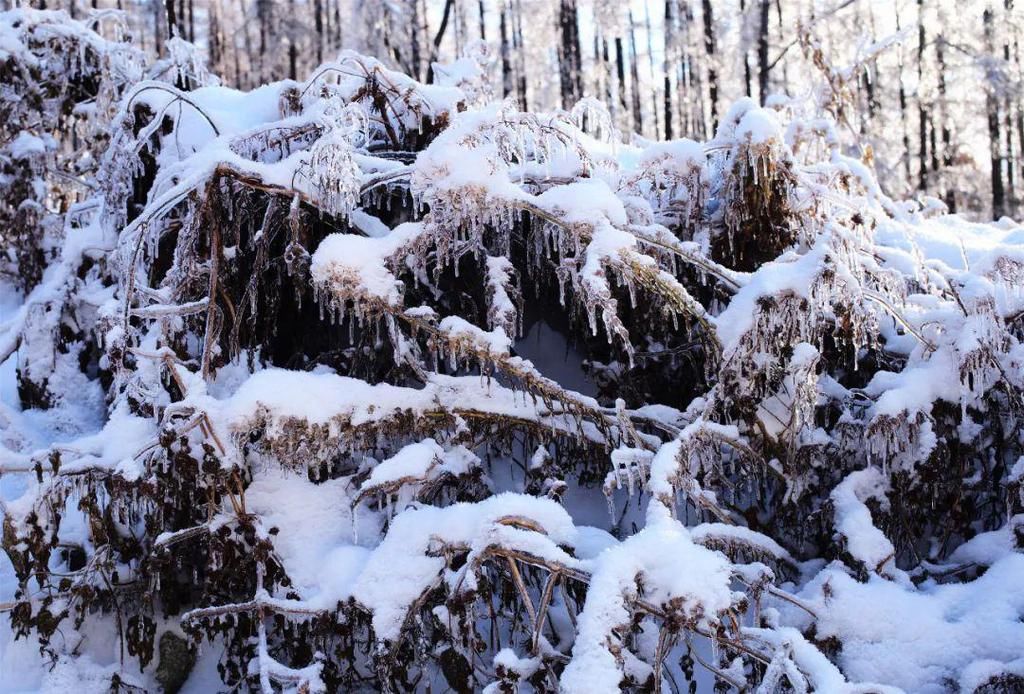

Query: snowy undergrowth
left=1, top=8, right=1023, bottom=694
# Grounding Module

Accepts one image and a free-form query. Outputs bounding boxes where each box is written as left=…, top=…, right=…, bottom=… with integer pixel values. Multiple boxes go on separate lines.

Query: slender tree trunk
left=514, top=0, right=528, bottom=109
left=1015, top=32, right=1024, bottom=195
left=603, top=36, right=613, bottom=108
left=894, top=5, right=912, bottom=184
left=774, top=0, right=789, bottom=94
left=917, top=0, right=929, bottom=191
left=1004, top=0, right=1016, bottom=212
left=628, top=10, right=643, bottom=133
left=414, top=0, right=427, bottom=82
left=701, top=0, right=719, bottom=130
left=425, top=0, right=454, bottom=84
left=153, top=0, right=164, bottom=54
left=499, top=6, right=513, bottom=98
left=935, top=32, right=955, bottom=211
left=664, top=0, right=674, bottom=140
left=557, top=0, right=583, bottom=109
left=739, top=0, right=751, bottom=98
left=984, top=6, right=1007, bottom=219
left=615, top=36, right=628, bottom=124
left=644, top=1, right=660, bottom=137
left=208, top=0, right=222, bottom=75
left=334, top=0, right=342, bottom=47
left=757, top=0, right=770, bottom=104
left=163, top=0, right=177, bottom=39
left=313, top=0, right=324, bottom=66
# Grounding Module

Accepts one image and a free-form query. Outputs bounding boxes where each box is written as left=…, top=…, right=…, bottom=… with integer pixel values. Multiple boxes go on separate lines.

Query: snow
left=310, top=222, right=422, bottom=307
left=799, top=555, right=1024, bottom=694
left=8, top=132, right=46, bottom=160
left=830, top=468, right=898, bottom=576
left=561, top=517, right=738, bottom=693
left=246, top=470, right=368, bottom=609
left=2, top=14, right=1024, bottom=694
left=352, top=493, right=579, bottom=642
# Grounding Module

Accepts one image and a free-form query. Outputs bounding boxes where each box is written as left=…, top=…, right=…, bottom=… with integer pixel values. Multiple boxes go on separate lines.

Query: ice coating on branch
left=352, top=493, right=578, bottom=642
left=310, top=222, right=422, bottom=310
left=4, top=20, right=1024, bottom=693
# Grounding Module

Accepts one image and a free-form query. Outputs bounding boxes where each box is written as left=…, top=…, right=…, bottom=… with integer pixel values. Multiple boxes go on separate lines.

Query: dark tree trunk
left=603, top=37, right=612, bottom=108
left=644, top=1, right=660, bottom=137
left=314, top=0, right=324, bottom=65
left=628, top=11, right=643, bottom=133
left=499, top=7, right=513, bottom=98
left=164, top=0, right=177, bottom=39
left=412, top=0, right=425, bottom=82
left=985, top=7, right=1007, bottom=219
left=615, top=36, right=628, bottom=122
left=425, top=0, right=454, bottom=84
left=664, top=0, right=674, bottom=140
left=1004, top=0, right=1016, bottom=211
left=558, top=0, right=583, bottom=109
left=739, top=0, right=751, bottom=98
left=936, top=33, right=955, bottom=211
left=757, top=0, right=770, bottom=104
left=917, top=0, right=928, bottom=191
left=514, top=0, right=528, bottom=110
left=894, top=5, right=912, bottom=183
left=701, top=0, right=719, bottom=130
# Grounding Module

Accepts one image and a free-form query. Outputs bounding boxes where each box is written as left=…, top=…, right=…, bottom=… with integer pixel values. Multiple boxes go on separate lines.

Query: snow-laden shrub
left=1, top=32, right=1023, bottom=694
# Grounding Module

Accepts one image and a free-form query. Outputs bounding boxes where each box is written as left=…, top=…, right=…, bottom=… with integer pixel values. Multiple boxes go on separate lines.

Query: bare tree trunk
left=603, top=37, right=613, bottom=108
left=499, top=5, right=513, bottom=98
left=774, top=0, right=789, bottom=94
left=894, top=5, right=912, bottom=184
left=616, top=36, right=628, bottom=123
left=701, top=0, right=719, bottom=130
left=163, top=0, right=177, bottom=39
left=985, top=6, right=1007, bottom=219
left=257, top=0, right=270, bottom=83
left=425, top=0, right=454, bottom=84
left=935, top=31, right=955, bottom=212
left=644, top=1, right=660, bottom=137
left=1015, top=24, right=1024, bottom=197
left=288, top=22, right=298, bottom=78
left=313, top=0, right=324, bottom=66
left=628, top=10, right=644, bottom=134
left=664, top=0, right=674, bottom=140
left=1004, top=0, right=1016, bottom=213
left=478, top=0, right=486, bottom=40
left=208, top=0, right=222, bottom=75
left=757, top=0, right=770, bottom=104
left=153, top=0, right=164, bottom=54
left=514, top=0, right=528, bottom=109
left=557, top=0, right=583, bottom=109
left=739, top=0, right=752, bottom=98
left=409, top=0, right=421, bottom=81
left=917, top=0, right=929, bottom=191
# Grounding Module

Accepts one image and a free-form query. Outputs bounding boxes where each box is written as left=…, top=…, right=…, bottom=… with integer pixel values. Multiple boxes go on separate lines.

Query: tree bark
left=627, top=11, right=644, bottom=133
left=917, top=0, right=929, bottom=191
left=757, top=0, right=770, bottom=104
left=499, top=6, right=513, bottom=98
left=664, top=0, right=674, bottom=140
left=985, top=6, right=1007, bottom=219
left=701, top=0, right=719, bottom=130
left=558, top=0, right=583, bottom=109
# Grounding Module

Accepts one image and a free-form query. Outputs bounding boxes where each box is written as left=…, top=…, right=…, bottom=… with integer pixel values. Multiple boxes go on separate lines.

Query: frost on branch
left=1, top=28, right=1024, bottom=694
